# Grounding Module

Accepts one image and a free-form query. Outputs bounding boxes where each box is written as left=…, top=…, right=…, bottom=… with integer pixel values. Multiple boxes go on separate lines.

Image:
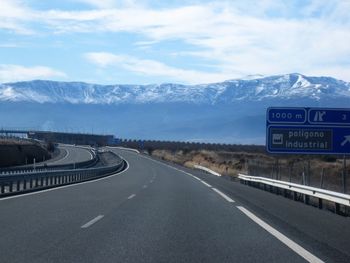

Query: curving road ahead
left=48, top=145, right=93, bottom=165
left=36, top=144, right=93, bottom=166
left=0, top=149, right=349, bottom=262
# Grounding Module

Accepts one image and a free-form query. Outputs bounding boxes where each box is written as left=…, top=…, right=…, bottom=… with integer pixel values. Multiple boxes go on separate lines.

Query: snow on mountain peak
left=0, top=74, right=349, bottom=105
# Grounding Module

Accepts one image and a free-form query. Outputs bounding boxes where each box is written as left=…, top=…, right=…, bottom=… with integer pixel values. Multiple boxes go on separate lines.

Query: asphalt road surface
left=41, top=144, right=93, bottom=166
left=0, top=148, right=349, bottom=262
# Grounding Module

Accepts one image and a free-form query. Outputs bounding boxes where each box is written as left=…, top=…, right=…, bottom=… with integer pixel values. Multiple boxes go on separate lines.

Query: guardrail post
left=289, top=162, right=293, bottom=183
left=9, top=182, right=13, bottom=192
left=16, top=180, right=20, bottom=191
left=302, top=170, right=306, bottom=186
left=29, top=178, right=33, bottom=189
left=335, top=203, right=340, bottom=215
left=342, top=156, right=347, bottom=194
left=293, top=191, right=298, bottom=201
left=307, top=157, right=311, bottom=186
left=1, top=183, right=5, bottom=193
left=23, top=179, right=27, bottom=190
left=320, top=168, right=325, bottom=189
left=318, top=198, right=323, bottom=209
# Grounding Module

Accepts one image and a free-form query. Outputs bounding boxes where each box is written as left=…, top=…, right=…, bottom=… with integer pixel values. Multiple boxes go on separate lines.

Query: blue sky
left=0, top=0, right=349, bottom=84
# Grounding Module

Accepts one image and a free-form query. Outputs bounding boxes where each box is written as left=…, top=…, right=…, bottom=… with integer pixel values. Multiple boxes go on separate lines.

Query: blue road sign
left=266, top=107, right=350, bottom=155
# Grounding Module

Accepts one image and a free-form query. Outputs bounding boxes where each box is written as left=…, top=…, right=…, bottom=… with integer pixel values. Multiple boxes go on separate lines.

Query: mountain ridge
left=1, top=73, right=349, bottom=105
left=1, top=73, right=350, bottom=143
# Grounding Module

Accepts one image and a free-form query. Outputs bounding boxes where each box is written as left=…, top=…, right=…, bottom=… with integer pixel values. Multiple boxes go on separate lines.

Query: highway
left=29, top=144, right=93, bottom=167
left=47, top=145, right=93, bottom=165
left=0, top=148, right=349, bottom=262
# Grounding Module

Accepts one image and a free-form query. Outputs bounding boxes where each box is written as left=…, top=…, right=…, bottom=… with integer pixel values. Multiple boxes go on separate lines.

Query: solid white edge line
left=212, top=188, right=235, bottom=203
left=133, top=153, right=218, bottom=190
left=81, top=215, right=104, bottom=229
left=128, top=194, right=136, bottom=199
left=236, top=206, right=324, bottom=263
left=200, top=180, right=212, bottom=188
left=0, top=159, right=129, bottom=201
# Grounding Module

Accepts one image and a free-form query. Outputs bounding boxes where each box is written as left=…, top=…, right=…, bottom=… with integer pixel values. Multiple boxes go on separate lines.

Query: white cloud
left=1, top=1, right=350, bottom=82
left=75, top=0, right=138, bottom=9
left=0, top=0, right=36, bottom=34
left=42, top=2, right=350, bottom=81
left=76, top=0, right=116, bottom=9
left=0, top=43, right=21, bottom=48
left=0, top=65, right=67, bottom=83
left=85, top=52, right=232, bottom=84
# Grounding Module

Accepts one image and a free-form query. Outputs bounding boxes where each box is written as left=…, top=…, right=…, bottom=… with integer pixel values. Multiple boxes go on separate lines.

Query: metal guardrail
left=238, top=173, right=350, bottom=214
left=107, top=146, right=140, bottom=154
left=0, top=155, right=126, bottom=197
left=0, top=147, right=98, bottom=174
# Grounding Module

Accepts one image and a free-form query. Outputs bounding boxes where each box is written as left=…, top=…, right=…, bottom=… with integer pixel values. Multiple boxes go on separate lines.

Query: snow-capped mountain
left=1, top=73, right=349, bottom=144
left=1, top=73, right=349, bottom=104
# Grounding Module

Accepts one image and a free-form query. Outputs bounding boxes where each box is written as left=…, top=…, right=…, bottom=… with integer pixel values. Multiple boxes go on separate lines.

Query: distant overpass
left=0, top=129, right=31, bottom=135
left=0, top=129, right=114, bottom=146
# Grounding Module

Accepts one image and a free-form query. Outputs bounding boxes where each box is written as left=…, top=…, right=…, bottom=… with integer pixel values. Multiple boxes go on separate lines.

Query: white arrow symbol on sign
left=341, top=135, right=350, bottom=146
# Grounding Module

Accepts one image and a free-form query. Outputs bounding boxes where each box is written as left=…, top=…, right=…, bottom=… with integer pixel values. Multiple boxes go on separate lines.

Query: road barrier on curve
left=0, top=147, right=98, bottom=174
left=0, top=155, right=126, bottom=197
left=238, top=173, right=350, bottom=215
left=107, top=146, right=140, bottom=154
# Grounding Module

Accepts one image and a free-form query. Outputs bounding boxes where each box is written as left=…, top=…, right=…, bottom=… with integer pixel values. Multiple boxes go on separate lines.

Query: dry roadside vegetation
left=0, top=138, right=51, bottom=167
left=151, top=149, right=255, bottom=176
left=150, top=148, right=350, bottom=193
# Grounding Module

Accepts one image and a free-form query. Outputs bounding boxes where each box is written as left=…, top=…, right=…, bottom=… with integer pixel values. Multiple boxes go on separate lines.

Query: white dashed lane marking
left=128, top=194, right=136, bottom=200
left=81, top=215, right=104, bottom=229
